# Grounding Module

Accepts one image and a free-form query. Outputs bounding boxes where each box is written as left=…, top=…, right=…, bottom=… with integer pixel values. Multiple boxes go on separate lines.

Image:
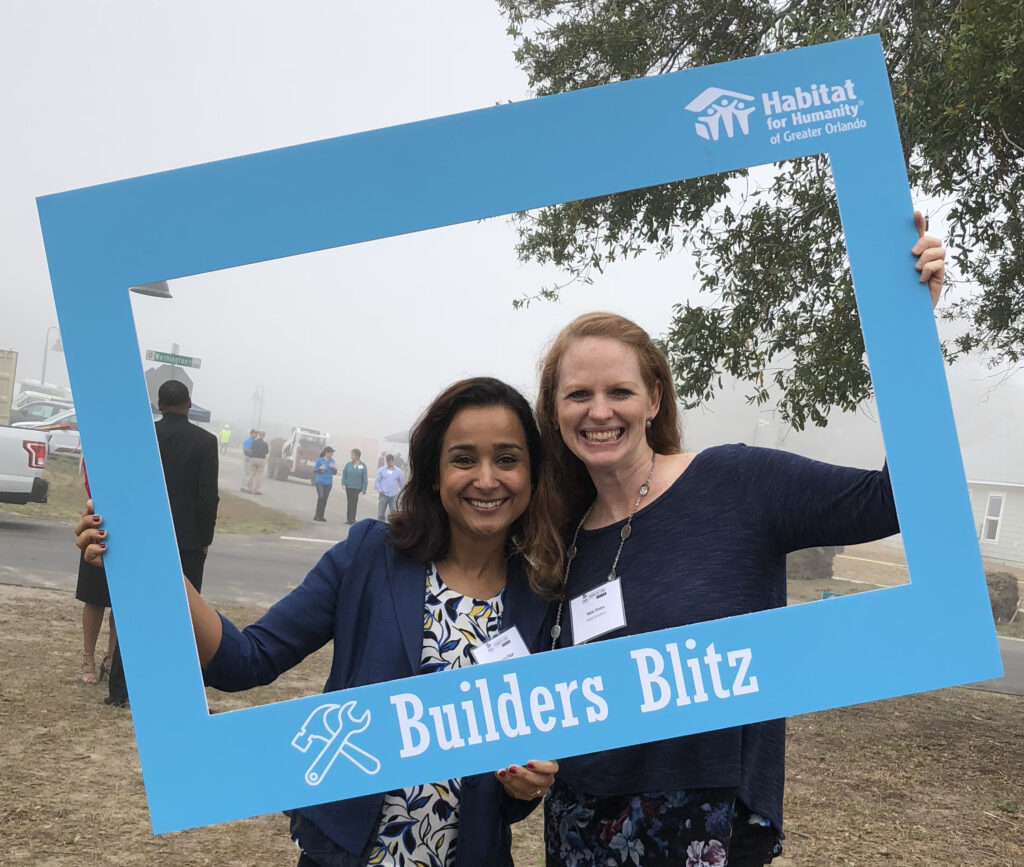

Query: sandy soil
left=1, top=575, right=1021, bottom=866
left=0, top=584, right=546, bottom=867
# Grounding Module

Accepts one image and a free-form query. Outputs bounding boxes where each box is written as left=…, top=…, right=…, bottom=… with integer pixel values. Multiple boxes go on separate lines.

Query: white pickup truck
left=0, top=427, right=49, bottom=505
left=11, top=406, right=81, bottom=456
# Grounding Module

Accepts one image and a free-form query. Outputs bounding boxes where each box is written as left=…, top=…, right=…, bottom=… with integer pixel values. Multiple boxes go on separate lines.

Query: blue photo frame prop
left=38, top=36, right=1001, bottom=833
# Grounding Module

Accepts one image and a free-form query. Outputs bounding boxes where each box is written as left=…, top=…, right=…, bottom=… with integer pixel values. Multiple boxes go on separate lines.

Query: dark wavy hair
left=535, top=312, right=682, bottom=572
left=389, top=377, right=562, bottom=598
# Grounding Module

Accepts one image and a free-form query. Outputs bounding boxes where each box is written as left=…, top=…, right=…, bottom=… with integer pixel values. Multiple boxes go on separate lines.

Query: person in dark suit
left=154, top=379, right=220, bottom=592
left=103, top=379, right=220, bottom=707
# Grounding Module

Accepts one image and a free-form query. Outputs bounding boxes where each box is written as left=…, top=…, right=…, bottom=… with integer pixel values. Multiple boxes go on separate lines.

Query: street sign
left=145, top=350, right=201, bottom=369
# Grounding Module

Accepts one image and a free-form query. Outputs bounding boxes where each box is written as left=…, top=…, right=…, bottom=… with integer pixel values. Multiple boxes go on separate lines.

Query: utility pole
left=251, top=385, right=264, bottom=429
left=40, top=325, right=59, bottom=386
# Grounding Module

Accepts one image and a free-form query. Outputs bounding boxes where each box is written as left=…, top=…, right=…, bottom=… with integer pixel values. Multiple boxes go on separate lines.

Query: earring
left=645, top=418, right=653, bottom=430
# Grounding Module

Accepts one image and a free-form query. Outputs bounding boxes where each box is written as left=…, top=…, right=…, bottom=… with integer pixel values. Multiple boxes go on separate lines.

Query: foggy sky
left=1, top=2, right=1020, bottom=479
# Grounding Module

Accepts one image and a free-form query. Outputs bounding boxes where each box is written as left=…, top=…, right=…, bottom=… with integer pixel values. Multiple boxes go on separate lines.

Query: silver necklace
left=550, top=452, right=656, bottom=650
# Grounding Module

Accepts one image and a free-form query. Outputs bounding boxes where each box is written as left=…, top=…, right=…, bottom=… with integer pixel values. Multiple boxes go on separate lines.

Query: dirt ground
left=1, top=578, right=1021, bottom=867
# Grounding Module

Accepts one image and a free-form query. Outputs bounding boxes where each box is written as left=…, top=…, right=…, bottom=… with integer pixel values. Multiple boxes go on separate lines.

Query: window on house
left=981, top=494, right=1004, bottom=542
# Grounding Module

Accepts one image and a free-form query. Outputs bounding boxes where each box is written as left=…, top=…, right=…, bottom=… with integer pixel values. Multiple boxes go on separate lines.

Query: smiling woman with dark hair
left=77, top=375, right=560, bottom=867
left=390, top=377, right=563, bottom=599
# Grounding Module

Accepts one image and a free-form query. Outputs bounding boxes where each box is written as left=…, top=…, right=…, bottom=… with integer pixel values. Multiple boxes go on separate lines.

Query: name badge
left=471, top=625, right=531, bottom=664
left=569, top=578, right=627, bottom=645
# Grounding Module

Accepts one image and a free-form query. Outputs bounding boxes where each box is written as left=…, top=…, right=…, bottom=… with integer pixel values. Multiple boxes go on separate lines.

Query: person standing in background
left=246, top=431, right=269, bottom=495
left=313, top=447, right=337, bottom=522
left=99, top=379, right=221, bottom=708
left=155, top=380, right=220, bottom=591
left=341, top=448, right=368, bottom=525
left=219, top=424, right=231, bottom=455
left=375, top=453, right=404, bottom=521
left=240, top=428, right=256, bottom=491
left=377, top=450, right=387, bottom=469
left=75, top=467, right=115, bottom=685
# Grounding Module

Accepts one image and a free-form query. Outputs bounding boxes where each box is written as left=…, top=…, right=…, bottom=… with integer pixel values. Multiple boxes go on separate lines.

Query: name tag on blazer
left=471, top=625, right=531, bottom=664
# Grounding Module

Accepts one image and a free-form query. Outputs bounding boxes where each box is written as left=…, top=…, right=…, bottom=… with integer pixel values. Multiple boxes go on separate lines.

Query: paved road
left=0, top=512, right=336, bottom=608
left=2, top=455, right=1023, bottom=698
left=0, top=449, right=385, bottom=607
left=222, top=449, right=381, bottom=535
left=969, top=635, right=1024, bottom=697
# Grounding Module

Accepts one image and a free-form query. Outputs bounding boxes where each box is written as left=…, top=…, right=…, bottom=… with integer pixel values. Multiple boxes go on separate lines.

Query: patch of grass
left=216, top=491, right=301, bottom=535
left=995, top=617, right=1024, bottom=639
left=1, top=453, right=88, bottom=523
left=1, top=453, right=299, bottom=535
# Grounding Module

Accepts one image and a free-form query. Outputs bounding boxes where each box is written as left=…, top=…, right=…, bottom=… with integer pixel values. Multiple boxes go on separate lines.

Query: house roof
left=961, top=437, right=1024, bottom=487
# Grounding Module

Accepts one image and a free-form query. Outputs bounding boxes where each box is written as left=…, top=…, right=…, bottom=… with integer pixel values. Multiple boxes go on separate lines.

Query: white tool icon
left=291, top=701, right=381, bottom=785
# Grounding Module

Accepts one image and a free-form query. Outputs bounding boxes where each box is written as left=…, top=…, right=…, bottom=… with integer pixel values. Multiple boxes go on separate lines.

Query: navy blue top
left=555, top=444, right=898, bottom=829
left=203, top=520, right=553, bottom=866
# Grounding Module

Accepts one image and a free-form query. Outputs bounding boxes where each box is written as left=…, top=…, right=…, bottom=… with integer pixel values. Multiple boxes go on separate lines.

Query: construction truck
left=271, top=426, right=329, bottom=481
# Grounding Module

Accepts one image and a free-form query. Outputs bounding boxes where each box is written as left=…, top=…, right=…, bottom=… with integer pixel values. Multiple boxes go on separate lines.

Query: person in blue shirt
left=375, top=454, right=405, bottom=521
left=313, top=447, right=337, bottom=522
left=76, top=377, right=563, bottom=867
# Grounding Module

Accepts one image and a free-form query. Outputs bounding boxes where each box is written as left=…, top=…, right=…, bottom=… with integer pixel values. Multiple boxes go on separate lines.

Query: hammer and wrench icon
left=291, top=701, right=381, bottom=785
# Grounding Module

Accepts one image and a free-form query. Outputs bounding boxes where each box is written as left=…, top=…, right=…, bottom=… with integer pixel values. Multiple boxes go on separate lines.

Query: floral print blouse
left=367, top=563, right=503, bottom=866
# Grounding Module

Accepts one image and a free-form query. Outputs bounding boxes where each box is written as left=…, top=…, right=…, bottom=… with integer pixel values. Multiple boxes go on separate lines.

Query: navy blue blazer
left=204, top=519, right=553, bottom=866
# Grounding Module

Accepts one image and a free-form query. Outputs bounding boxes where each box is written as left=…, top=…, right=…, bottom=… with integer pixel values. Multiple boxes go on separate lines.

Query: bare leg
left=81, top=603, right=104, bottom=683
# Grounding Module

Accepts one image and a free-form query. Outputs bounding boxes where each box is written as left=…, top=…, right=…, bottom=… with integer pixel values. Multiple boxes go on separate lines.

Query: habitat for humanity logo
left=685, top=79, right=865, bottom=146
left=685, top=87, right=756, bottom=141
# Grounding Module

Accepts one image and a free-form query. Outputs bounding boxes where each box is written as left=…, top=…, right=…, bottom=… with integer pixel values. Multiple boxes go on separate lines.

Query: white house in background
left=963, top=442, right=1024, bottom=566
left=878, top=450, right=1024, bottom=567
left=966, top=480, right=1024, bottom=565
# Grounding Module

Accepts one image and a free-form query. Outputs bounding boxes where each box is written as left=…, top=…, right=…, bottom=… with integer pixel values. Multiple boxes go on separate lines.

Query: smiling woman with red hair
left=533, top=215, right=945, bottom=866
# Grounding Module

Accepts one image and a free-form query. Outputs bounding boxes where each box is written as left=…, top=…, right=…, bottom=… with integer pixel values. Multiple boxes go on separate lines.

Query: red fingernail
left=98, top=530, right=106, bottom=537
left=92, top=516, right=101, bottom=523
left=99, top=544, right=107, bottom=550
left=526, top=762, right=536, bottom=770
left=508, top=766, right=518, bottom=775
left=497, top=770, right=506, bottom=778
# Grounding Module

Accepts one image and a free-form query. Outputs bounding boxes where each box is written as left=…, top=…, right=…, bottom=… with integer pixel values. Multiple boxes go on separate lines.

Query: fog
left=1, top=2, right=1021, bottom=482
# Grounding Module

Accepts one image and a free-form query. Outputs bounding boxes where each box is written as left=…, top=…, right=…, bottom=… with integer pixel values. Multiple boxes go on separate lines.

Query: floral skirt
left=544, top=778, right=783, bottom=867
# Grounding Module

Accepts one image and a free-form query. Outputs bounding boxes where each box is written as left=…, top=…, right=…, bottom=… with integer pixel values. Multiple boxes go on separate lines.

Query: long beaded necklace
left=550, top=452, right=657, bottom=650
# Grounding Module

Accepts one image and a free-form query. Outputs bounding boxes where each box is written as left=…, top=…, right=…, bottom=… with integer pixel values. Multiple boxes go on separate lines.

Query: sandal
left=81, top=653, right=97, bottom=685
left=99, top=653, right=113, bottom=682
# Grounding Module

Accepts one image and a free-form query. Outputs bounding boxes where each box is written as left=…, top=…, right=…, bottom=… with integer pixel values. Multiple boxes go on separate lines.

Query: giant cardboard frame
left=37, top=36, right=1001, bottom=833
